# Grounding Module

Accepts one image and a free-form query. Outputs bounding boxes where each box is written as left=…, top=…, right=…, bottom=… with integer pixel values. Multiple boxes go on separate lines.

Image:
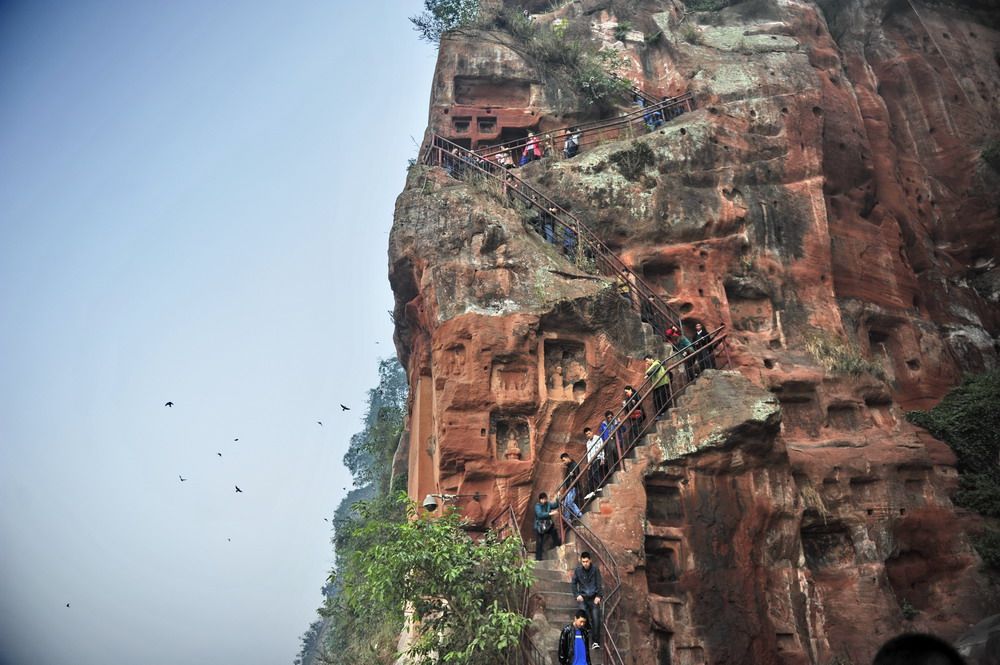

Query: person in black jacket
left=557, top=610, right=592, bottom=665
left=572, top=552, right=604, bottom=650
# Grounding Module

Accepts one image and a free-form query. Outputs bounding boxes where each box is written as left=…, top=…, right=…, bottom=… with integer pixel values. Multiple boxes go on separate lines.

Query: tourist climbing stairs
left=422, top=88, right=732, bottom=665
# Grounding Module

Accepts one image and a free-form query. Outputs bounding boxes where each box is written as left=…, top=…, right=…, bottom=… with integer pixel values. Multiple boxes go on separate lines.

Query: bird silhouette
left=65, top=603, right=70, bottom=608
left=179, top=475, right=188, bottom=482
left=323, top=518, right=329, bottom=522
left=227, top=538, right=231, bottom=542
left=217, top=452, right=222, bottom=457
left=235, top=485, right=243, bottom=493
left=164, top=401, right=174, bottom=407
left=340, top=404, right=350, bottom=411
left=233, top=438, right=239, bottom=442
left=316, top=420, right=323, bottom=426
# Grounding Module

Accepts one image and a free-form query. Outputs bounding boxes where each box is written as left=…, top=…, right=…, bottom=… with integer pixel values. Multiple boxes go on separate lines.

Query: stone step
left=532, top=566, right=570, bottom=584
left=531, top=577, right=571, bottom=594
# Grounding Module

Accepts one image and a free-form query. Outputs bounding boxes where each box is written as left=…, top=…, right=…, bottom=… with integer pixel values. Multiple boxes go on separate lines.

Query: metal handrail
left=553, top=327, right=731, bottom=665
left=473, top=92, right=694, bottom=163
left=556, top=326, right=730, bottom=502
left=422, top=134, right=685, bottom=334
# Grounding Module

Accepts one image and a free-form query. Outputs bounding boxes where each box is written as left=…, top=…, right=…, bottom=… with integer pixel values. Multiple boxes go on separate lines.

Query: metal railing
left=471, top=91, right=695, bottom=165
left=422, top=134, right=685, bottom=334
left=491, top=506, right=550, bottom=665
left=555, top=326, right=731, bottom=506
left=552, top=326, right=731, bottom=665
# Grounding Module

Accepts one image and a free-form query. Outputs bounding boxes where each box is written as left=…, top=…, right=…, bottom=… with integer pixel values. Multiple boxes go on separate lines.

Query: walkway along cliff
left=388, top=1, right=1000, bottom=663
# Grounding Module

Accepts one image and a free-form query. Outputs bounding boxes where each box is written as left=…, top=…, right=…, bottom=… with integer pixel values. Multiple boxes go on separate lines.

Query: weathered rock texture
left=389, top=0, right=1000, bottom=663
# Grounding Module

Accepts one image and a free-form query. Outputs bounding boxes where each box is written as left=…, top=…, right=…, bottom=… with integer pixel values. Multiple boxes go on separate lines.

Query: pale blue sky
left=0, top=2, right=435, bottom=663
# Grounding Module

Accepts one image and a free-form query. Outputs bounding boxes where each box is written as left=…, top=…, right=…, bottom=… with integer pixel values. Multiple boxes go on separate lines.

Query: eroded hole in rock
left=812, top=106, right=823, bottom=116
left=801, top=522, right=855, bottom=569
left=764, top=358, right=775, bottom=369
left=647, top=478, right=684, bottom=525
left=544, top=340, right=588, bottom=402
left=676, top=645, right=705, bottom=665
left=725, top=280, right=774, bottom=333
left=826, top=403, right=860, bottom=430
left=653, top=629, right=674, bottom=665
left=645, top=536, right=680, bottom=595
left=453, top=76, right=530, bottom=106
left=905, top=359, right=920, bottom=370
left=641, top=259, right=679, bottom=293
left=679, top=302, right=694, bottom=314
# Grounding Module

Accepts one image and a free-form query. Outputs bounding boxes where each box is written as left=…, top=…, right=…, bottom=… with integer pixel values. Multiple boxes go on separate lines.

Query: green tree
left=336, top=494, right=532, bottom=665
left=907, top=371, right=1000, bottom=570
left=410, top=0, right=481, bottom=43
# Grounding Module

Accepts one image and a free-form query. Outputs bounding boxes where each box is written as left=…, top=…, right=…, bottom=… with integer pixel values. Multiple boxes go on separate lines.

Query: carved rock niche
left=543, top=339, right=588, bottom=403
left=441, top=343, right=467, bottom=377
left=492, top=414, right=531, bottom=461
left=490, top=358, right=535, bottom=405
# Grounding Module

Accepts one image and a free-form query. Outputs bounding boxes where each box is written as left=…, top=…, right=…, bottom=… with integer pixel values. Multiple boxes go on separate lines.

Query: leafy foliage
left=609, top=141, right=656, bottom=181
left=336, top=494, right=532, bottom=665
left=342, top=357, right=407, bottom=492
left=907, top=371, right=1000, bottom=571
left=410, top=0, right=481, bottom=43
left=488, top=8, right=632, bottom=112
left=983, top=139, right=1000, bottom=173
left=683, top=0, right=733, bottom=9
left=906, top=371, right=1000, bottom=518
left=804, top=332, right=887, bottom=380
left=294, top=358, right=409, bottom=665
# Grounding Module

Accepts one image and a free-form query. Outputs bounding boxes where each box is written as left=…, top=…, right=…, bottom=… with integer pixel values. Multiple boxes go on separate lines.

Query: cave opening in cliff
left=653, top=627, right=674, bottom=664
left=645, top=536, right=680, bottom=596
left=639, top=258, right=679, bottom=294
left=646, top=478, right=684, bottom=525
left=801, top=521, right=855, bottom=570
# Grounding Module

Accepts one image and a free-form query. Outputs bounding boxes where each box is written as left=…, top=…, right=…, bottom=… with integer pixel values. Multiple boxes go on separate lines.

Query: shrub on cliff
left=983, top=139, right=1000, bottom=173
left=906, top=371, right=1000, bottom=518
left=804, top=331, right=887, bottom=380
left=334, top=493, right=532, bottom=665
left=907, top=371, right=1000, bottom=570
left=410, top=0, right=481, bottom=43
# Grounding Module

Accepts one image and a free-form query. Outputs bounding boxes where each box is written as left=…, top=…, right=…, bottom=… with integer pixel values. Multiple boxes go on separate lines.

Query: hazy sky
left=0, top=2, right=435, bottom=663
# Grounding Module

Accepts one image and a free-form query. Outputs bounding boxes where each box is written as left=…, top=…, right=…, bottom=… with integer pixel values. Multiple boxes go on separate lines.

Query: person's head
left=872, top=633, right=965, bottom=665
left=695, top=322, right=704, bottom=332
left=604, top=410, right=614, bottom=421
left=580, top=552, right=592, bottom=569
left=583, top=427, right=592, bottom=437
left=644, top=354, right=653, bottom=361
left=624, top=385, right=635, bottom=395
left=538, top=492, right=548, bottom=503
left=572, top=609, right=588, bottom=629
left=560, top=452, right=571, bottom=462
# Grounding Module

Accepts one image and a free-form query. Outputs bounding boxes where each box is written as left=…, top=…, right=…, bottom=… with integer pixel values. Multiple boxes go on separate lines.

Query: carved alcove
left=491, top=413, right=532, bottom=461
left=543, top=339, right=588, bottom=402
left=440, top=343, right=467, bottom=377
left=490, top=357, right=535, bottom=405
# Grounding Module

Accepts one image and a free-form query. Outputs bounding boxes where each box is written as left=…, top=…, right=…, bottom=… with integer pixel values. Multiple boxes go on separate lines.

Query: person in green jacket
left=644, top=354, right=672, bottom=417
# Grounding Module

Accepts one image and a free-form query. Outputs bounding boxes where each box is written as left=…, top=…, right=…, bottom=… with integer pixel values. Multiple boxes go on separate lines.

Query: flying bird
left=235, top=485, right=243, bottom=493
left=179, top=475, right=187, bottom=482
left=323, top=518, right=329, bottom=522
left=65, top=603, right=70, bottom=608
left=227, top=538, right=231, bottom=542
left=316, top=420, right=323, bottom=426
left=164, top=401, right=174, bottom=407
left=340, top=404, right=350, bottom=411
left=233, top=438, right=239, bottom=442
left=217, top=452, right=222, bottom=457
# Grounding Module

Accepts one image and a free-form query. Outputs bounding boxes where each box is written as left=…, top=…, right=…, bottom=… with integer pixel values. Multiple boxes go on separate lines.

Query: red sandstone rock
left=389, top=1, right=999, bottom=663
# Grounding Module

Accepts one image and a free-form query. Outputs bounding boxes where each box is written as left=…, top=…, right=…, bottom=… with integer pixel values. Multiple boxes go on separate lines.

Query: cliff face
left=389, top=0, right=1000, bottom=663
